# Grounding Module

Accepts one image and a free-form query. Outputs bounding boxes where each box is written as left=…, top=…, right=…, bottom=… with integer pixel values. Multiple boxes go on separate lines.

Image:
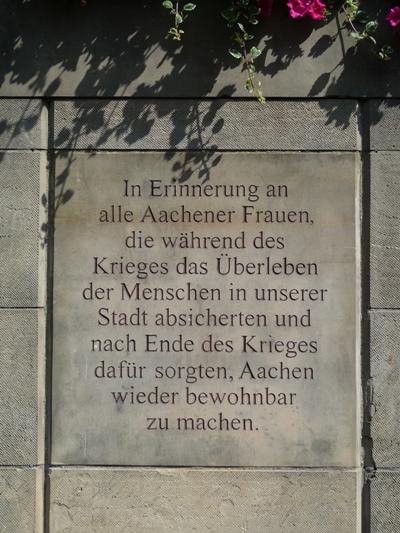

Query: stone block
left=370, top=311, right=400, bottom=467
left=0, top=467, right=41, bottom=533
left=0, top=309, right=44, bottom=465
left=53, top=99, right=359, bottom=150
left=51, top=151, right=359, bottom=467
left=370, top=152, right=400, bottom=308
left=49, top=468, right=360, bottom=533
left=0, top=0, right=399, bottom=98
left=371, top=471, right=400, bottom=533
left=369, top=100, right=400, bottom=150
left=0, top=151, right=46, bottom=307
left=0, top=99, right=46, bottom=149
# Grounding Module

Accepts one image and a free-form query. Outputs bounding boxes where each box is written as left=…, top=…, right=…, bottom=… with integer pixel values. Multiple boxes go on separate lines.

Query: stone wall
left=0, top=1, right=399, bottom=531
left=369, top=102, right=400, bottom=533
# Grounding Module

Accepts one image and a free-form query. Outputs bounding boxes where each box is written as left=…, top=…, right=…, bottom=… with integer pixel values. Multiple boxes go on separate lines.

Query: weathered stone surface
left=0, top=309, right=44, bottom=465
left=370, top=311, right=400, bottom=467
left=49, top=468, right=360, bottom=533
left=52, top=151, right=359, bottom=467
left=370, top=152, right=400, bottom=309
left=0, top=151, right=45, bottom=307
left=0, top=0, right=399, bottom=98
left=0, top=467, right=41, bottom=533
left=0, top=99, right=45, bottom=149
left=371, top=471, right=400, bottom=533
left=54, top=99, right=359, bottom=151
left=369, top=100, right=400, bottom=150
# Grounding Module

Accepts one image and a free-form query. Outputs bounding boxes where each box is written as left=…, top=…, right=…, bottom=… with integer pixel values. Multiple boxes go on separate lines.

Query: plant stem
left=241, top=42, right=254, bottom=92
left=341, top=3, right=359, bottom=35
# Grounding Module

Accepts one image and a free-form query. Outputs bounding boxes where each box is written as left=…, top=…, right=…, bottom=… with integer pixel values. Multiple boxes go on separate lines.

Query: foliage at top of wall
left=161, top=0, right=400, bottom=101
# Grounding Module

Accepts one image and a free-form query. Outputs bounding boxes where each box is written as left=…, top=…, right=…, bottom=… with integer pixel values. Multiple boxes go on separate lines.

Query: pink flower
left=257, top=0, right=274, bottom=18
left=287, top=0, right=327, bottom=20
left=387, top=6, right=400, bottom=27
left=308, top=0, right=326, bottom=19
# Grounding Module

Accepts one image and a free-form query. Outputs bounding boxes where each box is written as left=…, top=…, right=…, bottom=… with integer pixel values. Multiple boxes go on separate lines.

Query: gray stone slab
left=54, top=99, right=359, bottom=151
left=369, top=100, right=400, bottom=150
left=0, top=309, right=44, bottom=465
left=0, top=151, right=45, bottom=307
left=370, top=152, right=400, bottom=309
left=371, top=471, right=400, bottom=533
left=49, top=468, right=360, bottom=533
left=0, top=467, right=41, bottom=533
left=370, top=311, right=400, bottom=467
left=52, top=151, right=359, bottom=467
left=0, top=0, right=399, bottom=98
left=0, top=99, right=45, bottom=149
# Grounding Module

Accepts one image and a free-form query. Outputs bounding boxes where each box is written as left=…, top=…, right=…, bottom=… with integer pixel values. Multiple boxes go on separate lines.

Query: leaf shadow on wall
left=1, top=0, right=399, bottom=139
left=0, top=0, right=237, bottom=244
left=0, top=0, right=399, bottom=240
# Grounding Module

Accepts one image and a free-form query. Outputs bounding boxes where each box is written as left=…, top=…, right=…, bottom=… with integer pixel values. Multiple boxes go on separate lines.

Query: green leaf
left=365, top=20, right=378, bottom=34
left=175, top=12, right=183, bottom=25
left=237, top=22, right=245, bottom=33
left=257, top=90, right=266, bottom=104
left=233, top=31, right=244, bottom=45
left=378, top=45, right=393, bottom=61
left=168, top=27, right=180, bottom=37
left=354, top=9, right=367, bottom=23
left=245, top=78, right=254, bottom=93
left=250, top=46, right=261, bottom=59
left=183, top=3, right=196, bottom=11
left=221, top=8, right=238, bottom=23
left=229, top=48, right=242, bottom=59
left=162, top=0, right=174, bottom=9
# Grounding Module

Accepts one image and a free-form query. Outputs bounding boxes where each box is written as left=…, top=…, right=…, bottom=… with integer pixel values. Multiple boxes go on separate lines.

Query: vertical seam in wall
left=359, top=98, right=375, bottom=533
left=32, top=100, right=50, bottom=533
left=43, top=98, right=55, bottom=533
left=354, top=103, right=363, bottom=533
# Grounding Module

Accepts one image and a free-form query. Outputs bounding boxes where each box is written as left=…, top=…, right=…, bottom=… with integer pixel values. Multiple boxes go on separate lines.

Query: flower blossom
left=386, top=6, right=400, bottom=27
left=287, top=0, right=327, bottom=20
left=257, top=0, right=274, bottom=18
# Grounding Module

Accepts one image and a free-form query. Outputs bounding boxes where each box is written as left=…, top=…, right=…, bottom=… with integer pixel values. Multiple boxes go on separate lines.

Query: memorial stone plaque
left=52, top=152, right=359, bottom=466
